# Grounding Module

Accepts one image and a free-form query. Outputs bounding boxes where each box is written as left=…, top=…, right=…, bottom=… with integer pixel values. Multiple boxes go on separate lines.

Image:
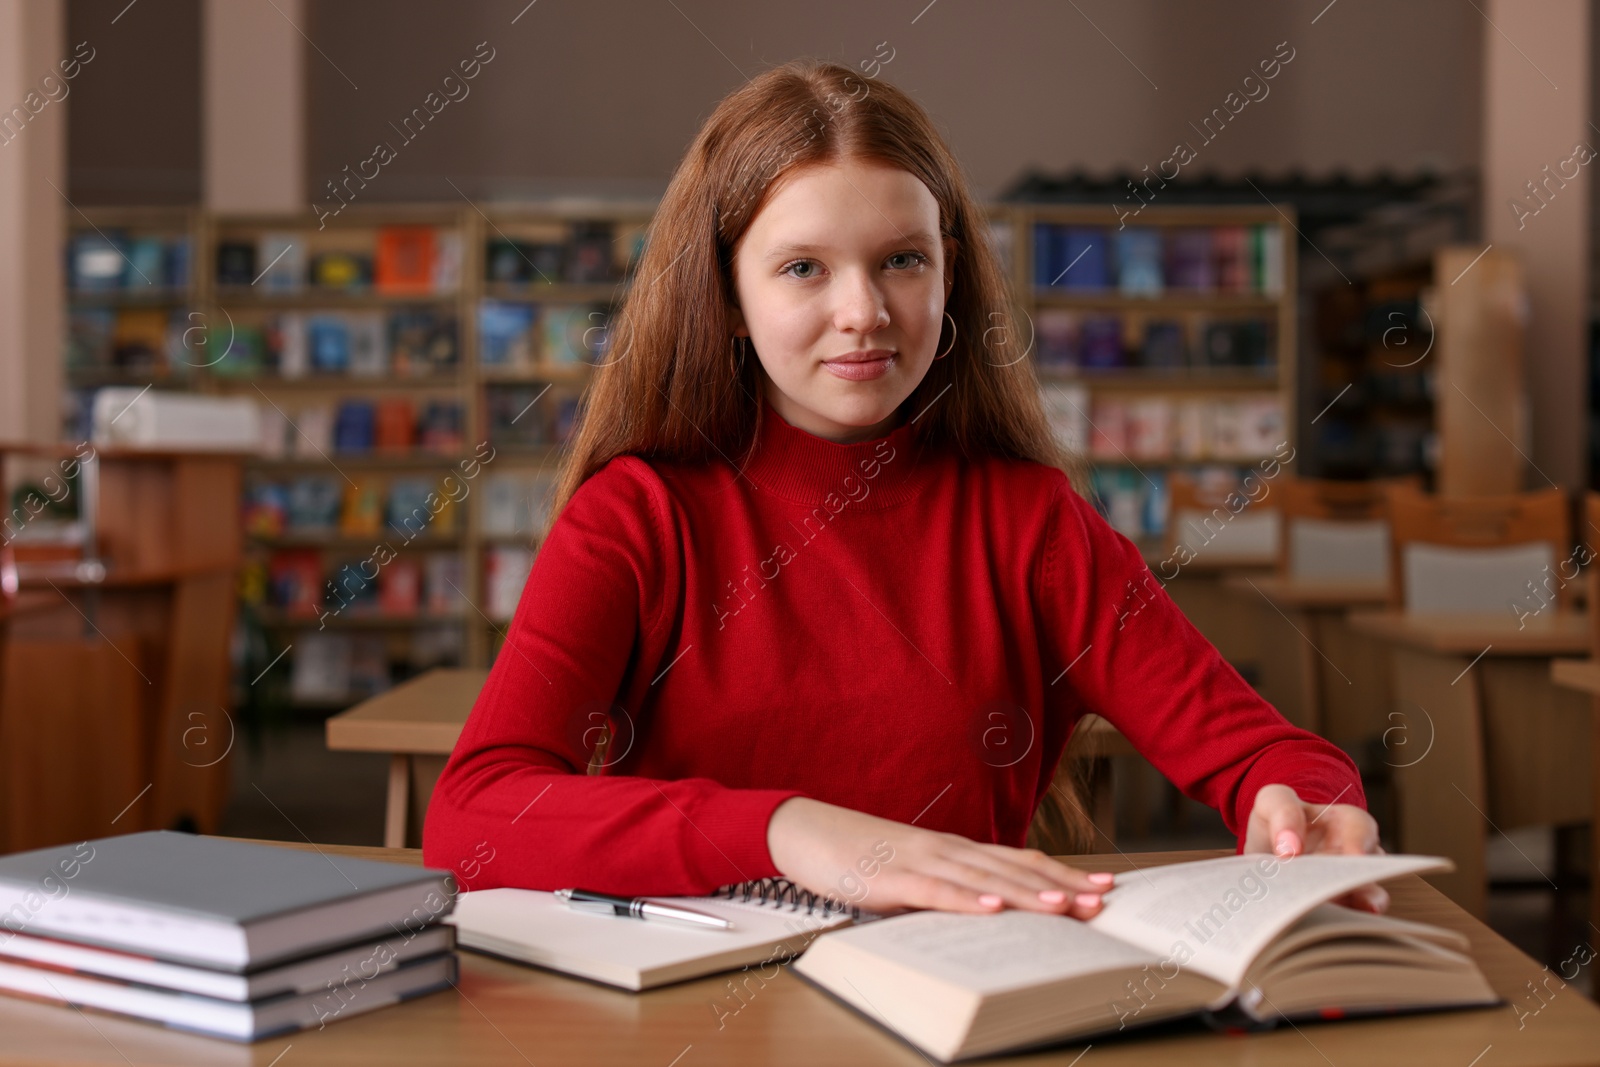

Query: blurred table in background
left=1349, top=610, right=1591, bottom=918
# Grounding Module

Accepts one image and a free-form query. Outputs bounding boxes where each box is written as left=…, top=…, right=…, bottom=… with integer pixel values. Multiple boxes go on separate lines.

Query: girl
left=422, top=59, right=1386, bottom=920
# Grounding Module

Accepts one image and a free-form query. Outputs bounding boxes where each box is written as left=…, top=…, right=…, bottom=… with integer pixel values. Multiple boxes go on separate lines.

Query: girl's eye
left=887, top=251, right=929, bottom=270
left=782, top=259, right=819, bottom=279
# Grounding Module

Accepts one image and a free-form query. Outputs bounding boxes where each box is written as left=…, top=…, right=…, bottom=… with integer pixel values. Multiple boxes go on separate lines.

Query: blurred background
left=0, top=0, right=1596, bottom=998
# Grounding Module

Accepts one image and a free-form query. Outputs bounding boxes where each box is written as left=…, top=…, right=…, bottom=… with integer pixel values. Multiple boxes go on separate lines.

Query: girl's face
left=730, top=158, right=954, bottom=443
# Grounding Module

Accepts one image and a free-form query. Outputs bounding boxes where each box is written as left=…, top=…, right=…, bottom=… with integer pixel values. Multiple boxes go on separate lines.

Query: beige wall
left=0, top=0, right=66, bottom=444
left=294, top=0, right=1482, bottom=202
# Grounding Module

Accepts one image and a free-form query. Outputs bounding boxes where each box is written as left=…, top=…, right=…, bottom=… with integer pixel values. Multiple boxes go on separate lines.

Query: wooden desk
left=329, top=671, right=1145, bottom=851
left=1223, top=574, right=1390, bottom=737
left=1548, top=657, right=1600, bottom=950
left=2, top=839, right=1596, bottom=1066
left=325, top=668, right=488, bottom=849
left=1348, top=611, right=1592, bottom=918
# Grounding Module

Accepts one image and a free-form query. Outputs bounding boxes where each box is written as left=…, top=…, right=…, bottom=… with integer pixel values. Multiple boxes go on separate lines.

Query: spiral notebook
left=446, top=878, right=873, bottom=991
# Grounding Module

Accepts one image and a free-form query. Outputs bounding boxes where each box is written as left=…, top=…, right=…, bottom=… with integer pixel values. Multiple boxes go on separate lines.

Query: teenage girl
left=422, top=58, right=1387, bottom=919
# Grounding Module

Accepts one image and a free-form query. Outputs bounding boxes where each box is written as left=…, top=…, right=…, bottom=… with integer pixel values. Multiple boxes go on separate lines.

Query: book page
left=1085, top=854, right=1448, bottom=989
left=808, top=909, right=1163, bottom=996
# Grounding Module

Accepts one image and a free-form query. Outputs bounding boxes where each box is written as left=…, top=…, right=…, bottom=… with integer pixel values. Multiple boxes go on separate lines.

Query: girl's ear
left=728, top=305, right=746, bottom=336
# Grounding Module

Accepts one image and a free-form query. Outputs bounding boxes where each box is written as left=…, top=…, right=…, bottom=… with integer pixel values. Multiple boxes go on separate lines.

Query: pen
left=555, top=888, right=735, bottom=930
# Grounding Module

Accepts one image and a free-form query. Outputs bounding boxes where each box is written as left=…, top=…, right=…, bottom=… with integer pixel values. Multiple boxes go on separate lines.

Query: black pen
left=555, top=888, right=735, bottom=930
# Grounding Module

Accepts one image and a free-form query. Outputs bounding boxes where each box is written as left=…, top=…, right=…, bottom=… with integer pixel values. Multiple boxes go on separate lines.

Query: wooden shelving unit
left=1005, top=203, right=1298, bottom=559
left=62, top=199, right=1296, bottom=710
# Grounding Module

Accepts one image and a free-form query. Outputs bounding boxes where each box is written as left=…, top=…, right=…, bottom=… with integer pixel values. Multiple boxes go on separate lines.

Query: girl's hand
left=765, top=797, right=1114, bottom=919
left=1244, top=783, right=1389, bottom=913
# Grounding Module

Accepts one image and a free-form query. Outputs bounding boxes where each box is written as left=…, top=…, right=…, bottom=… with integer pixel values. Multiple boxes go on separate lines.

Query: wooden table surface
left=325, top=667, right=489, bottom=755
left=1347, top=609, right=1591, bottom=655
left=0, top=839, right=1595, bottom=1067
left=1552, top=658, right=1600, bottom=694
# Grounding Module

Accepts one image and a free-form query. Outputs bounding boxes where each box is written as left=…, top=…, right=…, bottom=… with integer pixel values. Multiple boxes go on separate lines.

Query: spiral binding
left=707, top=876, right=862, bottom=919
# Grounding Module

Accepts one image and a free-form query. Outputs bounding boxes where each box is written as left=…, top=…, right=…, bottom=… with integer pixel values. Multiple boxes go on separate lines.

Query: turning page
left=1085, top=853, right=1449, bottom=989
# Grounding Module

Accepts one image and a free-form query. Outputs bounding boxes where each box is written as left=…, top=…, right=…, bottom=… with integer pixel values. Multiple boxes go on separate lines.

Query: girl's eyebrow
left=762, top=230, right=939, bottom=262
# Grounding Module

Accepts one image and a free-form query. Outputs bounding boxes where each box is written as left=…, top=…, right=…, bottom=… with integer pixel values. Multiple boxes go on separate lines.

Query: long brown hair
left=549, top=57, right=1095, bottom=854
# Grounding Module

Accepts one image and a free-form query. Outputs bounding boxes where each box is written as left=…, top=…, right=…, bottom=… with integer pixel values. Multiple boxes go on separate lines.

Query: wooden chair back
left=1384, top=484, right=1570, bottom=613
left=1276, top=476, right=1418, bottom=584
left=1165, top=471, right=1281, bottom=565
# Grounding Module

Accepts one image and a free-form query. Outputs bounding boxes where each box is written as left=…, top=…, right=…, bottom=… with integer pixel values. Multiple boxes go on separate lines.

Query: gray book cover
left=0, top=831, right=452, bottom=925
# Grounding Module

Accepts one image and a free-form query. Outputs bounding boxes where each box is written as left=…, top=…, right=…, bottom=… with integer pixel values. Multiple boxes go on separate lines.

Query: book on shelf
left=266, top=549, right=323, bottom=616
left=565, top=220, right=616, bottom=283
left=375, top=398, right=418, bottom=452
left=485, top=545, right=534, bottom=620
left=374, top=226, right=437, bottom=295
left=291, top=632, right=352, bottom=700
left=243, top=482, right=290, bottom=538
left=1036, top=308, right=1080, bottom=371
left=1079, top=315, right=1123, bottom=370
left=1139, top=318, right=1187, bottom=369
left=1039, top=382, right=1089, bottom=454
left=378, top=558, right=423, bottom=616
left=338, top=482, right=384, bottom=538
left=478, top=300, right=538, bottom=369
left=389, top=307, right=459, bottom=376
left=482, top=471, right=557, bottom=539
left=1088, top=399, right=1127, bottom=459
left=791, top=853, right=1497, bottom=1063
left=1165, top=228, right=1215, bottom=291
left=215, top=240, right=256, bottom=287
left=333, top=399, right=377, bottom=452
left=0, top=832, right=457, bottom=1042
left=1212, top=226, right=1250, bottom=292
left=1126, top=398, right=1174, bottom=460
left=285, top=476, right=342, bottom=530
left=1113, top=227, right=1163, bottom=295
left=347, top=311, right=387, bottom=376
left=424, top=554, right=466, bottom=616
left=542, top=304, right=607, bottom=365
left=258, top=232, right=304, bottom=291
left=70, top=233, right=127, bottom=291
left=309, top=248, right=373, bottom=291
left=307, top=315, right=350, bottom=373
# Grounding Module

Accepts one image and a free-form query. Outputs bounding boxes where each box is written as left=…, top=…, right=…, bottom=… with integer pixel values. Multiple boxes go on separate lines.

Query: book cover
left=478, top=300, right=537, bottom=368
left=1114, top=228, right=1163, bottom=295
left=286, top=476, right=342, bottom=530
left=257, top=233, right=304, bottom=292
left=339, top=482, right=384, bottom=538
left=375, top=398, right=417, bottom=452
left=332, top=400, right=377, bottom=453
left=378, top=559, right=422, bottom=616
left=306, top=315, right=350, bottom=374
left=1080, top=315, right=1124, bottom=371
left=1059, top=227, right=1110, bottom=290
left=346, top=311, right=387, bottom=377
left=1036, top=309, right=1081, bottom=371
left=1166, top=228, right=1215, bottom=291
left=268, top=549, right=324, bottom=616
left=375, top=227, right=437, bottom=295
left=1212, top=226, right=1250, bottom=292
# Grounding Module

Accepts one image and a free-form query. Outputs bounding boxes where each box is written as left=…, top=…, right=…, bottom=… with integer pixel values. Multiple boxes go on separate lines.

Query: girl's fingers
left=968, top=842, right=1117, bottom=894
left=922, top=853, right=1106, bottom=918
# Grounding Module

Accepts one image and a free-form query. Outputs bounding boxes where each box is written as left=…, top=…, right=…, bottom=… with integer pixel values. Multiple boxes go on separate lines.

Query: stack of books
left=0, top=831, right=458, bottom=1042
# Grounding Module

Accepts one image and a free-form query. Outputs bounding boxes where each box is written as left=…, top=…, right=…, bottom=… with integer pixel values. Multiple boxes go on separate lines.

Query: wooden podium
left=0, top=444, right=244, bottom=853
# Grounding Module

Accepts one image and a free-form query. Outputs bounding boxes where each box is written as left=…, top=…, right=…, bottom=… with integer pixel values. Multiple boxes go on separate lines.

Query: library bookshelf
left=1009, top=202, right=1297, bottom=561
left=60, top=199, right=1295, bottom=710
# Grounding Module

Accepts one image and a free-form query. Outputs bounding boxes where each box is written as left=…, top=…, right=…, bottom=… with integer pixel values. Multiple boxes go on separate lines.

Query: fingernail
left=1075, top=892, right=1101, bottom=908
left=1274, top=830, right=1298, bottom=857
left=978, top=893, right=1003, bottom=908
left=1038, top=889, right=1066, bottom=904
left=1087, top=872, right=1115, bottom=886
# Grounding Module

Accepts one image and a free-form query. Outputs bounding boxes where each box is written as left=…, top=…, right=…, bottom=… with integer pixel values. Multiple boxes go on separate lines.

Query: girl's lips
left=823, top=355, right=895, bottom=381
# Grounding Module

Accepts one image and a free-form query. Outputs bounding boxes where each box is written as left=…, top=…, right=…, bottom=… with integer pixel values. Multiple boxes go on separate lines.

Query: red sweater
left=422, top=397, right=1364, bottom=895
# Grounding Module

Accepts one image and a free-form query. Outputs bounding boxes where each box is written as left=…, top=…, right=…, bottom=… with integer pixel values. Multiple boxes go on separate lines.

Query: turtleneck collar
left=740, top=394, right=935, bottom=510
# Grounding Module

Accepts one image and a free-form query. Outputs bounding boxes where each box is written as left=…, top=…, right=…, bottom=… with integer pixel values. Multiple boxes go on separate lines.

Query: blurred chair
left=1167, top=471, right=1281, bottom=566
left=1383, top=484, right=1569, bottom=614
left=1277, top=476, right=1417, bottom=586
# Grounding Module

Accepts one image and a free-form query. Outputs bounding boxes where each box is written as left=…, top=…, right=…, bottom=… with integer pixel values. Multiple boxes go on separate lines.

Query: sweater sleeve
left=1036, top=475, right=1366, bottom=844
left=421, top=458, right=806, bottom=896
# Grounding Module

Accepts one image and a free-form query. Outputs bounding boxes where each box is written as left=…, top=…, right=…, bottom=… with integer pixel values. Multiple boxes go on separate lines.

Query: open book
left=447, top=877, right=860, bottom=990
left=791, top=854, right=1500, bottom=1062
